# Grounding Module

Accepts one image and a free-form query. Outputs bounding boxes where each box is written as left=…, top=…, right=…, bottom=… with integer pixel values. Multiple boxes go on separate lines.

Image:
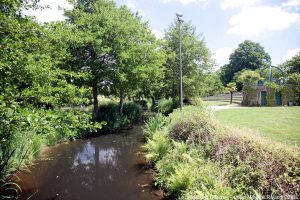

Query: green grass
left=215, top=107, right=300, bottom=146
left=203, top=101, right=231, bottom=106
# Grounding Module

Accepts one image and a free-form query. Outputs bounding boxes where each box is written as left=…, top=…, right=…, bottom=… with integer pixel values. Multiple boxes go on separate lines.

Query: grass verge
left=144, top=106, right=300, bottom=199
left=215, top=107, right=300, bottom=146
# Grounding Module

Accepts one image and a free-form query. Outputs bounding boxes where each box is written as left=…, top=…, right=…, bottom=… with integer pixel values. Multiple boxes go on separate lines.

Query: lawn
left=215, top=107, right=300, bottom=146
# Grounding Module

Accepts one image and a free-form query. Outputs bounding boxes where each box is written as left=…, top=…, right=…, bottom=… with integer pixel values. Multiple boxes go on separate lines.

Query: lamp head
left=176, top=12, right=183, bottom=18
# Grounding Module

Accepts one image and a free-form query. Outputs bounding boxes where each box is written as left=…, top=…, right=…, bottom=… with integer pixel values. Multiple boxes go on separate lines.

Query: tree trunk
left=92, top=79, right=98, bottom=119
left=230, top=92, right=233, bottom=104
left=119, top=90, right=125, bottom=115
left=151, top=96, right=155, bottom=109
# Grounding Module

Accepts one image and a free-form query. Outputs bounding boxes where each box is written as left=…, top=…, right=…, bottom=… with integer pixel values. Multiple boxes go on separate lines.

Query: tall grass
left=144, top=106, right=300, bottom=199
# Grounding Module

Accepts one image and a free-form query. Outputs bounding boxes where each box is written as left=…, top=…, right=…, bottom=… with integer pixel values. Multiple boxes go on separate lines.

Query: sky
left=23, top=0, right=300, bottom=69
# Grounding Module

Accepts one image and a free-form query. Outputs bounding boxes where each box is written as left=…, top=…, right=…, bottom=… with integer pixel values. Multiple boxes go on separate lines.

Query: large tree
left=163, top=20, right=213, bottom=102
left=220, top=40, right=271, bottom=86
left=65, top=0, right=165, bottom=116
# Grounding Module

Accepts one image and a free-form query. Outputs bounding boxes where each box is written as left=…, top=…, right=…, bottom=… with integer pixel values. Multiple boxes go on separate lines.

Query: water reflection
left=19, top=126, right=161, bottom=200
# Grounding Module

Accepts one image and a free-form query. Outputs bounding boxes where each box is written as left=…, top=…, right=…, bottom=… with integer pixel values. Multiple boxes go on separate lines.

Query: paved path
left=208, top=104, right=245, bottom=111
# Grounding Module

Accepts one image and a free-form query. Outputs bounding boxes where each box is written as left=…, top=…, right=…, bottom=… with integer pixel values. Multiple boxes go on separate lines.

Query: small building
left=242, top=66, right=295, bottom=106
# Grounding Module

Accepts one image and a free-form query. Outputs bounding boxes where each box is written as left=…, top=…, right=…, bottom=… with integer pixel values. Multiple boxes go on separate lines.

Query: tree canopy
left=282, top=51, right=300, bottom=74
left=162, top=20, right=214, bottom=101
left=220, top=40, right=271, bottom=87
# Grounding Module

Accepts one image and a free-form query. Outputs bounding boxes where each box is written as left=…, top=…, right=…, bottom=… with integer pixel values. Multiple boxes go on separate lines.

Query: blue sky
left=24, top=0, right=300, bottom=69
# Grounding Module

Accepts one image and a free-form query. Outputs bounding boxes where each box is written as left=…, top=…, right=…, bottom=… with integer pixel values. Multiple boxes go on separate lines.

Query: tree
left=221, top=40, right=271, bottom=87
left=201, top=72, right=225, bottom=96
left=163, top=20, right=213, bottom=103
left=226, top=82, right=237, bottom=104
left=283, top=51, right=300, bottom=74
left=235, top=70, right=261, bottom=106
left=64, top=0, right=166, bottom=116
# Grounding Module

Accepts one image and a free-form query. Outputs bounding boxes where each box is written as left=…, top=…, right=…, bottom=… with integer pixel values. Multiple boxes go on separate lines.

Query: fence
left=202, top=92, right=243, bottom=104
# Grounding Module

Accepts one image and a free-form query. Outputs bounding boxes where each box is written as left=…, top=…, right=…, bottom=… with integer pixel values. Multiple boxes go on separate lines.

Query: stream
left=18, top=123, right=163, bottom=200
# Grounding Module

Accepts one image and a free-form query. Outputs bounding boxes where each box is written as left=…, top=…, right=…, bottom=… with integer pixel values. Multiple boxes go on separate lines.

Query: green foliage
left=265, top=82, right=278, bottom=106
left=0, top=102, right=102, bottom=185
left=0, top=0, right=102, bottom=193
left=144, top=105, right=300, bottom=198
left=143, top=114, right=165, bottom=138
left=189, top=97, right=204, bottom=106
left=154, top=98, right=179, bottom=115
left=97, top=102, right=141, bottom=131
left=144, top=131, right=171, bottom=163
left=283, top=51, right=300, bottom=74
left=65, top=0, right=166, bottom=116
left=162, top=20, right=214, bottom=101
left=133, top=100, right=148, bottom=110
left=221, top=40, right=271, bottom=86
left=235, top=69, right=261, bottom=86
left=226, top=82, right=237, bottom=93
left=235, top=70, right=261, bottom=106
left=286, top=73, right=300, bottom=105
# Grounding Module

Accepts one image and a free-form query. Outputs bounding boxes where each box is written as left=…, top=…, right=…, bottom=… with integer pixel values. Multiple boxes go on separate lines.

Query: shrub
left=143, top=113, right=165, bottom=138
left=97, top=102, right=142, bottom=131
left=144, top=131, right=171, bottom=163
left=123, top=102, right=142, bottom=123
left=0, top=103, right=101, bottom=193
left=189, top=97, right=204, bottom=106
left=154, top=98, right=178, bottom=115
left=134, top=100, right=148, bottom=110
left=144, top=105, right=300, bottom=198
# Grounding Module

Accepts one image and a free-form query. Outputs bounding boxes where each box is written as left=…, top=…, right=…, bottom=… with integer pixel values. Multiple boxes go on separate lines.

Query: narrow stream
left=19, top=123, right=163, bottom=200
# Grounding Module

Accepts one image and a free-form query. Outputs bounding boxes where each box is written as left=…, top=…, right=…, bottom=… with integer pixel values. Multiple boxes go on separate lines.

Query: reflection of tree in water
left=20, top=128, right=143, bottom=200
left=70, top=139, right=121, bottom=192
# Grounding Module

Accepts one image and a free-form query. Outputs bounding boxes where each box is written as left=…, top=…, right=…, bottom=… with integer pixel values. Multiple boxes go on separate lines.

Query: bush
left=143, top=113, right=165, bottom=138
left=154, top=98, right=178, bottom=115
left=134, top=100, right=148, bottom=110
left=0, top=104, right=101, bottom=190
left=189, top=97, right=204, bottom=106
left=144, top=131, right=171, bottom=163
left=144, top=105, right=300, bottom=198
left=97, top=102, right=142, bottom=131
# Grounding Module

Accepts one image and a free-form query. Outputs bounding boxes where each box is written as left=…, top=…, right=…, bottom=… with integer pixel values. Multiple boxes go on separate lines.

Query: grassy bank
left=144, top=106, right=300, bottom=199
left=215, top=107, right=300, bottom=146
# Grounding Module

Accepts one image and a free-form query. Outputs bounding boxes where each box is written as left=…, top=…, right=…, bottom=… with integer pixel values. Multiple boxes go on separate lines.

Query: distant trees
left=220, top=40, right=271, bottom=87
left=282, top=51, right=300, bottom=74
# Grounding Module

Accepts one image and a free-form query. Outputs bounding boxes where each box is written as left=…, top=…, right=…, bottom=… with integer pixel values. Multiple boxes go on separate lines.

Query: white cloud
left=213, top=47, right=235, bottom=66
left=126, top=0, right=136, bottom=9
left=151, top=29, right=164, bottom=39
left=125, top=0, right=146, bottom=18
left=228, top=6, right=300, bottom=36
left=161, top=0, right=208, bottom=6
left=22, top=0, right=72, bottom=23
left=283, top=48, right=300, bottom=61
left=282, top=0, right=300, bottom=8
left=221, top=0, right=260, bottom=10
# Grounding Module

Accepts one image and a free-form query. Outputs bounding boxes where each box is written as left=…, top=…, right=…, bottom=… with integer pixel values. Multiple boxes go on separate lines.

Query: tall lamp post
left=176, top=13, right=184, bottom=111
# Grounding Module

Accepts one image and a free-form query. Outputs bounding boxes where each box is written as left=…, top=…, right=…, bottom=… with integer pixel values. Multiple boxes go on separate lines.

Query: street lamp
left=176, top=12, right=184, bottom=111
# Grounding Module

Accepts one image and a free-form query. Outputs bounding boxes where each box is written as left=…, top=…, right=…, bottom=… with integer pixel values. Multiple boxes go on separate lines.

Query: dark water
left=19, top=124, right=163, bottom=200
